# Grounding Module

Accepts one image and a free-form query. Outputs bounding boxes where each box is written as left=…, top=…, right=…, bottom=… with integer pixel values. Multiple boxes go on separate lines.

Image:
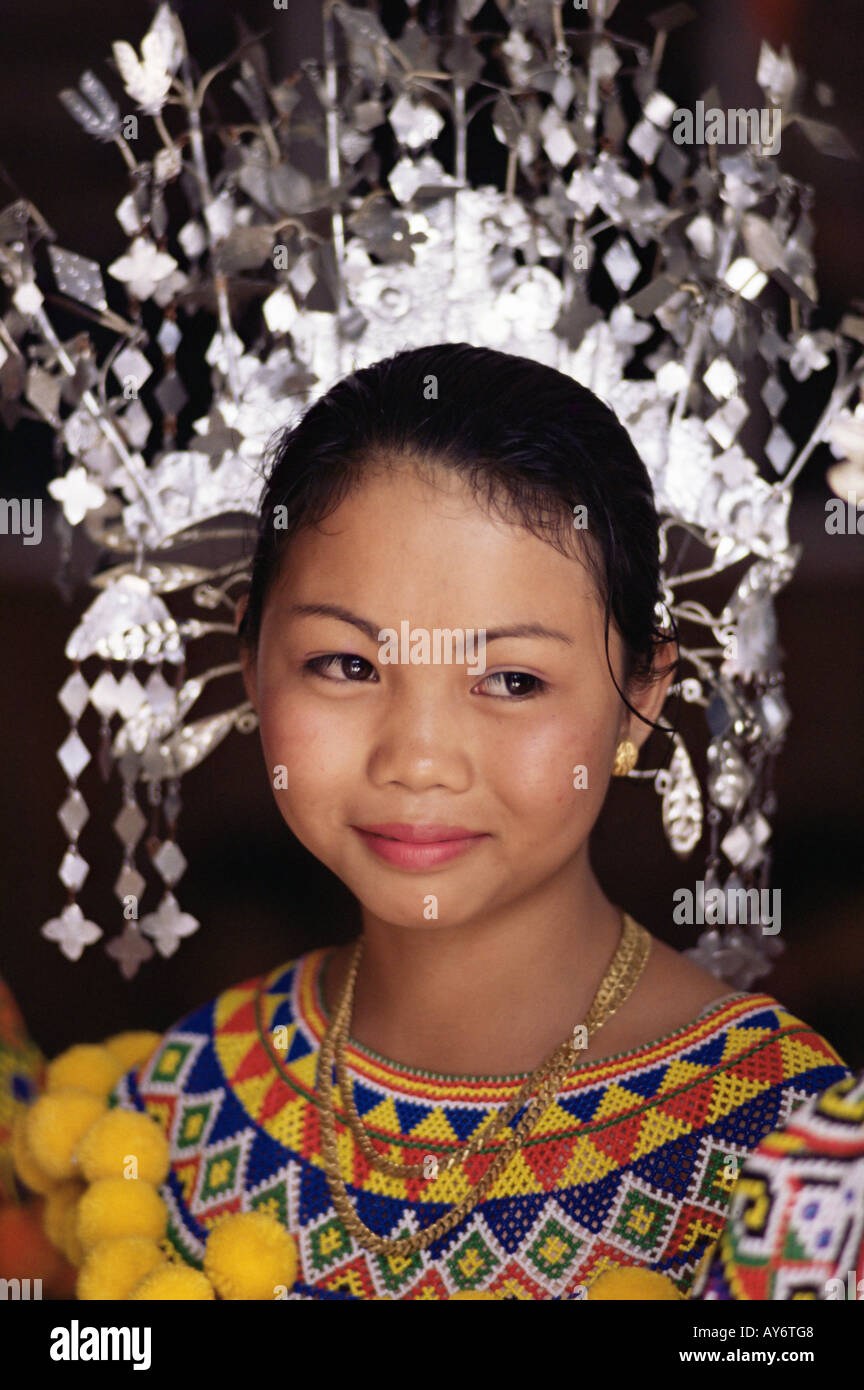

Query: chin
left=349, top=883, right=482, bottom=931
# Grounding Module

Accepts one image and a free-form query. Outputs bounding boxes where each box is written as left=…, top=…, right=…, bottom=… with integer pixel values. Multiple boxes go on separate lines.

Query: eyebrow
left=286, top=603, right=574, bottom=646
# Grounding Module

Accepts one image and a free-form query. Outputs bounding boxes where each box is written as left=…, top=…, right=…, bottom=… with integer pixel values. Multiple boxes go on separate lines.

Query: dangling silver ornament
left=707, top=738, right=754, bottom=812
left=655, top=736, right=703, bottom=858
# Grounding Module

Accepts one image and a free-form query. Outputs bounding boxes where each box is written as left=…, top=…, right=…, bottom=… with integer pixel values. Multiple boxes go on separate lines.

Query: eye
left=476, top=671, right=547, bottom=699
left=304, top=654, right=378, bottom=682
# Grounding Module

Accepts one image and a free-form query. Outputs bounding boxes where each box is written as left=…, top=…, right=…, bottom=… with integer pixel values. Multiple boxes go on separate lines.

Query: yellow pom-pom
left=43, top=1180, right=85, bottom=1255
left=130, top=1264, right=216, bottom=1300
left=587, top=1266, right=683, bottom=1300
left=46, top=1044, right=124, bottom=1098
left=103, top=1031, right=162, bottom=1073
left=11, top=1109, right=59, bottom=1195
left=203, top=1211, right=298, bottom=1300
left=25, top=1089, right=106, bottom=1180
left=76, top=1178, right=167, bottom=1252
left=62, top=1203, right=86, bottom=1267
left=77, top=1109, right=170, bottom=1186
left=41, top=1180, right=85, bottom=1266
left=77, top=1237, right=166, bottom=1301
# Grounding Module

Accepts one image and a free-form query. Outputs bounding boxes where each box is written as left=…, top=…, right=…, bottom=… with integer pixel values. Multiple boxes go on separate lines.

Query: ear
left=235, top=595, right=257, bottom=712
left=619, top=637, right=678, bottom=753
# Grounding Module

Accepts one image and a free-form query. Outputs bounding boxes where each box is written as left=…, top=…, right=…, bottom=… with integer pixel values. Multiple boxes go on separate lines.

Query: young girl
left=24, top=343, right=851, bottom=1299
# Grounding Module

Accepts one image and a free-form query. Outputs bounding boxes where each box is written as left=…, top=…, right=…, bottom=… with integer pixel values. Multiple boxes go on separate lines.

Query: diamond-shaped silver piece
left=711, top=304, right=737, bottom=345
left=758, top=689, right=791, bottom=742
left=703, top=356, right=738, bottom=401
left=761, top=376, right=786, bottom=416
left=59, top=670, right=91, bottom=719
left=288, top=254, right=317, bottom=299
left=113, top=799, right=147, bottom=848
left=340, top=128, right=373, bottom=167
left=27, top=365, right=61, bottom=423
left=154, top=373, right=189, bottom=416
left=116, top=671, right=147, bottom=718
left=745, top=810, right=771, bottom=846
left=765, top=424, right=795, bottom=473
left=157, top=319, right=182, bottom=355
left=59, top=847, right=89, bottom=891
left=590, top=40, right=620, bottom=80
left=741, top=844, right=768, bottom=874
left=144, top=670, right=176, bottom=717
left=204, top=192, right=236, bottom=240
left=706, top=397, right=749, bottom=449
left=628, top=119, right=664, bottom=164
left=58, top=730, right=91, bottom=781
left=540, top=107, right=578, bottom=167
left=152, top=839, right=187, bottom=885
left=721, top=823, right=752, bottom=866
left=47, top=246, right=107, bottom=312
left=643, top=91, right=676, bottom=129
left=90, top=670, right=120, bottom=718
left=603, top=237, right=641, bottom=293
left=116, top=193, right=144, bottom=236
left=114, top=863, right=146, bottom=901
left=685, top=213, right=716, bottom=259
left=657, top=139, right=688, bottom=186
left=565, top=169, right=599, bottom=217
left=117, top=398, right=152, bottom=449
left=112, top=346, right=152, bottom=390
left=58, top=790, right=90, bottom=840
left=543, top=123, right=579, bottom=168
left=178, top=219, right=207, bottom=257
left=388, top=94, right=444, bottom=150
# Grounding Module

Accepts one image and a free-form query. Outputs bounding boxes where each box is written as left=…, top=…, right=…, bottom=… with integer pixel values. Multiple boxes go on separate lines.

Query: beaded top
left=692, top=1069, right=864, bottom=1300
left=109, top=947, right=851, bottom=1299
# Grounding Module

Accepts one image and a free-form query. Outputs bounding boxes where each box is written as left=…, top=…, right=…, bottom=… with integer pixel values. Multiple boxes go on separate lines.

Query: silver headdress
left=2, top=2, right=862, bottom=985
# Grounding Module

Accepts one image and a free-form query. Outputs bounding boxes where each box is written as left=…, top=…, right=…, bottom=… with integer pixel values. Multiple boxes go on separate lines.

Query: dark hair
left=239, top=342, right=676, bottom=725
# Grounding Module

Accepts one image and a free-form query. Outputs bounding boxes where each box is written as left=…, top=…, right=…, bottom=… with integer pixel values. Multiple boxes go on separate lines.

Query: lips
left=354, top=823, right=484, bottom=843
left=351, top=823, right=490, bottom=870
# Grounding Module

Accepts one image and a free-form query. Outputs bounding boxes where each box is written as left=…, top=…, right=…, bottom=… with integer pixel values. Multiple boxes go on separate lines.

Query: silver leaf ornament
left=137, top=708, right=245, bottom=781
left=658, top=737, right=703, bottom=858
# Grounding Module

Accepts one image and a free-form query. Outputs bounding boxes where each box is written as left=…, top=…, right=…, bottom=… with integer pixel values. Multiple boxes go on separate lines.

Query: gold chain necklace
left=316, top=913, right=651, bottom=1256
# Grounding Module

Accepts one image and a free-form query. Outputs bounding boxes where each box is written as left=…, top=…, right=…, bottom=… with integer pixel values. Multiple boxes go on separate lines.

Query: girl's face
left=240, top=461, right=673, bottom=930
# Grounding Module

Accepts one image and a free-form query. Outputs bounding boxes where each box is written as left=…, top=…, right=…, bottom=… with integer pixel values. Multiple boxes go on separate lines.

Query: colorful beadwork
left=108, top=950, right=851, bottom=1299
left=692, top=1070, right=864, bottom=1301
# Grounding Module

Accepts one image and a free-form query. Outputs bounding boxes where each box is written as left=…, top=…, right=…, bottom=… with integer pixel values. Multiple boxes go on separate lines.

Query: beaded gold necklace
left=316, top=913, right=652, bottom=1257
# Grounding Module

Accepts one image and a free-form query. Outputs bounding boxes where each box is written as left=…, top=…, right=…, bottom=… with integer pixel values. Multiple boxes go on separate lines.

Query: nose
left=366, top=676, right=474, bottom=793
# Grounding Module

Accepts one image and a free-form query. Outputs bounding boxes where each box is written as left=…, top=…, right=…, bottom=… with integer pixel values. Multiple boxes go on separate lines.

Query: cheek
left=257, top=691, right=358, bottom=804
left=490, top=709, right=612, bottom=820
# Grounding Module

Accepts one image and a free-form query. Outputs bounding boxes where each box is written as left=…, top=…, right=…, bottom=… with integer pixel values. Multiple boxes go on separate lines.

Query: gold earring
left=612, top=738, right=638, bottom=776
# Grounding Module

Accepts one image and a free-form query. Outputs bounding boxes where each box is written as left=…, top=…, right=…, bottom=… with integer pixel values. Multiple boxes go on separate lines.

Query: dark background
left=1, top=0, right=862, bottom=1067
